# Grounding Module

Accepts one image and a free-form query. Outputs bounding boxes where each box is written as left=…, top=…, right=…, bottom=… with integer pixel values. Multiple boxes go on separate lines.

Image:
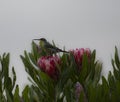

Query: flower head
left=75, top=82, right=87, bottom=102
left=75, top=82, right=84, bottom=101
left=70, top=48, right=91, bottom=70
left=37, top=56, right=60, bottom=80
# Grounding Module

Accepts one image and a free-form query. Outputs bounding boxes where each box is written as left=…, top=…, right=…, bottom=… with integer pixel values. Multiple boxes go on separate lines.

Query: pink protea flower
left=70, top=48, right=91, bottom=70
left=37, top=56, right=60, bottom=80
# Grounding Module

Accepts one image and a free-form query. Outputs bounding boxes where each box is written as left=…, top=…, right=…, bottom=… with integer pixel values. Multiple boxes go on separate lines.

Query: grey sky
left=0, top=0, right=120, bottom=91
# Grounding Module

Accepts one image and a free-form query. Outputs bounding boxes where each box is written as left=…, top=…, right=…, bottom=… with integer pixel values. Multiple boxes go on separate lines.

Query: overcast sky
left=0, top=0, right=120, bottom=91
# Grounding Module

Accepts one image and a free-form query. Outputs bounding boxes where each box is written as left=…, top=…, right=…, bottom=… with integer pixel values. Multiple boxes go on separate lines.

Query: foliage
left=0, top=41, right=120, bottom=102
left=0, top=53, right=21, bottom=102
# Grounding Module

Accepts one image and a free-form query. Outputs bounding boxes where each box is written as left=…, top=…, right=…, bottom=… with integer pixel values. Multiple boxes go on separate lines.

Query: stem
left=54, top=87, right=57, bottom=102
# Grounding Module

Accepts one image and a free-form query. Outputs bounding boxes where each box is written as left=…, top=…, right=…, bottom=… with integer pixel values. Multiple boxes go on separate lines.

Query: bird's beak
left=33, top=39, right=40, bottom=40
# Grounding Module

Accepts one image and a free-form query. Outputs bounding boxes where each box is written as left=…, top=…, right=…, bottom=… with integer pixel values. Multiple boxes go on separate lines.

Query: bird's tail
left=60, top=50, right=69, bottom=53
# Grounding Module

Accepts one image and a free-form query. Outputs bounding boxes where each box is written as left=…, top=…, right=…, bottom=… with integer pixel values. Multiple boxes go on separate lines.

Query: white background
left=0, top=0, right=120, bottom=92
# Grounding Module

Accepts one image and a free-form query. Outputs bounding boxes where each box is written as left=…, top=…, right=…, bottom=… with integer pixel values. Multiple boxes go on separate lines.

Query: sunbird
left=33, top=38, right=68, bottom=55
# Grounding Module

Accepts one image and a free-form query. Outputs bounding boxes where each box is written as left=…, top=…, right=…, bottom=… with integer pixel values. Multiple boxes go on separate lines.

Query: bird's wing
left=45, top=41, right=68, bottom=53
left=45, top=42, right=59, bottom=49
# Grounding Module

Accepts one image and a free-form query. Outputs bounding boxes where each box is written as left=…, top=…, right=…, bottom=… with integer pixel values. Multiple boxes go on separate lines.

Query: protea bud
left=37, top=56, right=60, bottom=80
left=75, top=82, right=87, bottom=102
left=70, top=48, right=91, bottom=70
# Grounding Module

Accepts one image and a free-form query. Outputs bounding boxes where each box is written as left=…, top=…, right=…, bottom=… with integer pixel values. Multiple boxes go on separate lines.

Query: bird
left=33, top=38, right=68, bottom=55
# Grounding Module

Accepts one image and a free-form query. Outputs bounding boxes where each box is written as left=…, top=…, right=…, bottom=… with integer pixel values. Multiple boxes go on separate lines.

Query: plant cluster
left=0, top=40, right=120, bottom=102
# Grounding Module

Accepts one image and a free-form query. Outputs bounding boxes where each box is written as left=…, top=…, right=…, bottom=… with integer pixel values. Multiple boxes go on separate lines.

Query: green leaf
left=63, top=79, right=74, bottom=102
left=20, top=51, right=38, bottom=83
left=113, top=68, right=120, bottom=81
left=101, top=76, right=110, bottom=101
left=79, top=91, right=85, bottom=102
left=93, top=63, right=102, bottom=85
left=31, top=41, right=40, bottom=60
left=115, top=47, right=120, bottom=70
left=111, top=59, right=116, bottom=70
left=5, top=89, right=13, bottom=102
left=5, top=77, right=13, bottom=92
left=14, top=85, right=21, bottom=102
left=79, top=53, right=89, bottom=82
left=22, top=85, right=30, bottom=102
left=91, top=50, right=96, bottom=64
left=108, top=71, right=115, bottom=91
left=2, top=53, right=10, bottom=79
left=28, top=53, right=37, bottom=66
left=12, top=67, right=16, bottom=90
left=87, top=84, right=98, bottom=102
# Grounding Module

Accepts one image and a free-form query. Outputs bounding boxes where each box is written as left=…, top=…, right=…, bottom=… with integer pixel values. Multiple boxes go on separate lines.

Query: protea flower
left=37, top=56, right=60, bottom=80
left=70, top=48, right=91, bottom=70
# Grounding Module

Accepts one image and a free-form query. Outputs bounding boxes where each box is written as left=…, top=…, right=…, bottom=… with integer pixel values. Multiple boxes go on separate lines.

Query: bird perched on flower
left=33, top=38, right=68, bottom=55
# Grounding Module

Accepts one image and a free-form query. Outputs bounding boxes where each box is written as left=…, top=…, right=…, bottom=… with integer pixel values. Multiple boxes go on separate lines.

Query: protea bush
left=0, top=40, right=120, bottom=102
